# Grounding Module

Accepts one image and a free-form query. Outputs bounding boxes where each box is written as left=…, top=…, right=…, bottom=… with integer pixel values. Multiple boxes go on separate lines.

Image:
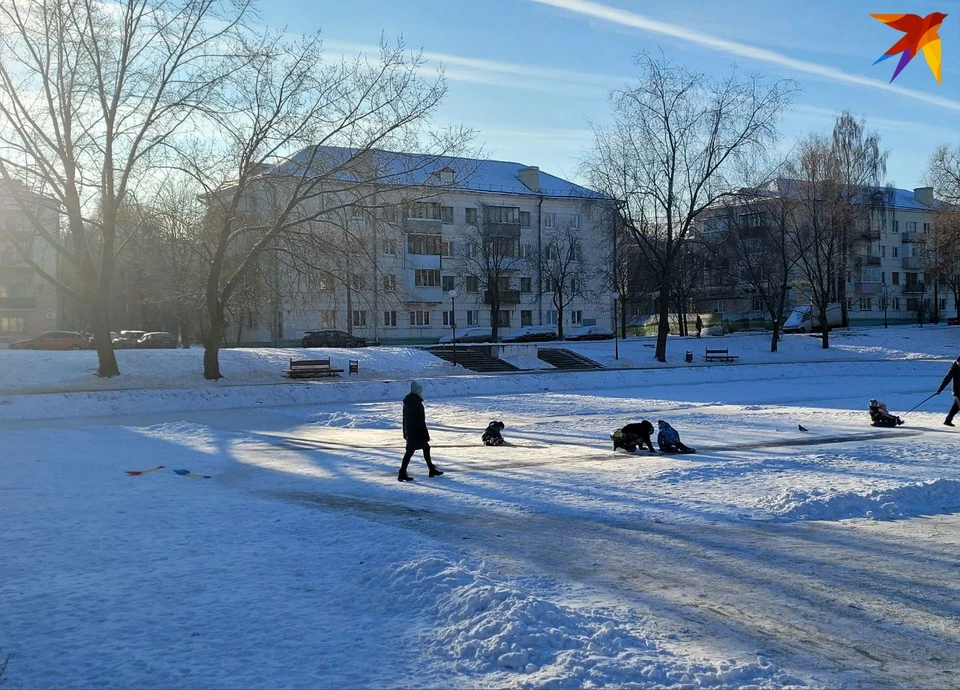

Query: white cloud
left=530, top=0, right=960, bottom=112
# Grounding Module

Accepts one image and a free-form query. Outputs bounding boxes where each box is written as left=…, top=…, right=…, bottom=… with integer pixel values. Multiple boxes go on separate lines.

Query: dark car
left=136, top=332, right=178, bottom=349
left=9, top=331, right=89, bottom=350
left=301, top=330, right=368, bottom=348
left=565, top=325, right=614, bottom=341
left=113, top=330, right=147, bottom=349
left=501, top=326, right=559, bottom=343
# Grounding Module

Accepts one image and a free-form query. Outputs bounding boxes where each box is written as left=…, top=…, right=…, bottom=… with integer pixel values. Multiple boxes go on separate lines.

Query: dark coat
left=482, top=421, right=505, bottom=446
left=402, top=393, right=430, bottom=449
left=938, top=359, right=960, bottom=398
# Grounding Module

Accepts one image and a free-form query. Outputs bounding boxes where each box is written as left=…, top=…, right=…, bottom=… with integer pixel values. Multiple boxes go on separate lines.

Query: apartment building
left=230, top=149, right=614, bottom=344
left=698, top=180, right=956, bottom=325
left=0, top=180, right=61, bottom=339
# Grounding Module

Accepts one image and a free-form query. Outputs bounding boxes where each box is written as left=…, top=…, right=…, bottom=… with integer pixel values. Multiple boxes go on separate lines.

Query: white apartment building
left=230, top=149, right=614, bottom=344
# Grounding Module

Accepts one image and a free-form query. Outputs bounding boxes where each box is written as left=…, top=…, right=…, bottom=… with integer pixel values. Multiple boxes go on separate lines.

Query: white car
left=438, top=327, right=493, bottom=344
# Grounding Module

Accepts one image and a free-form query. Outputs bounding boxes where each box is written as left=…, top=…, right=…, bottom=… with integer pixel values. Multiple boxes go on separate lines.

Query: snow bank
left=386, top=555, right=803, bottom=689
left=761, top=479, right=960, bottom=521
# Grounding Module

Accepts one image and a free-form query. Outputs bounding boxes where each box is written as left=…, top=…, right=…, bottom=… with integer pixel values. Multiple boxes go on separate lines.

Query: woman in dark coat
left=399, top=381, right=443, bottom=481
left=937, top=356, right=960, bottom=427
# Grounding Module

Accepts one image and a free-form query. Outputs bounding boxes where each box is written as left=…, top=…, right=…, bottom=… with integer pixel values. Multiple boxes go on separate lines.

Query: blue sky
left=260, top=0, right=959, bottom=190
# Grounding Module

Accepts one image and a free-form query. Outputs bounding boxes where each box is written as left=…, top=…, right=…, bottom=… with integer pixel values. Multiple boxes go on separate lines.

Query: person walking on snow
left=936, top=355, right=960, bottom=427
left=399, top=381, right=443, bottom=481
left=695, top=314, right=703, bottom=339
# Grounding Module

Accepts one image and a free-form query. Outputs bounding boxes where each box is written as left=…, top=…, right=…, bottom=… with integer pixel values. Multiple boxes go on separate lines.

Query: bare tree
left=927, top=145, right=960, bottom=205
left=788, top=136, right=847, bottom=349
left=533, top=221, right=588, bottom=339
left=455, top=203, right=525, bottom=342
left=585, top=53, right=794, bottom=361
left=0, top=0, right=245, bottom=376
left=877, top=280, right=900, bottom=328
left=831, top=112, right=888, bottom=328
left=715, top=184, right=800, bottom=351
left=928, top=210, right=960, bottom=321
left=179, top=33, right=471, bottom=379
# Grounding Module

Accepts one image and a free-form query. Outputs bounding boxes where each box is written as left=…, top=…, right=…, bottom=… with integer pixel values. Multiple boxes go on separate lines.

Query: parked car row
left=438, top=325, right=614, bottom=344
left=3, top=330, right=179, bottom=351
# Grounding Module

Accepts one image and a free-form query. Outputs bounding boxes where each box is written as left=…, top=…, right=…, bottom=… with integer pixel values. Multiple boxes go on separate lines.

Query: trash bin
left=685, top=350, right=693, bottom=363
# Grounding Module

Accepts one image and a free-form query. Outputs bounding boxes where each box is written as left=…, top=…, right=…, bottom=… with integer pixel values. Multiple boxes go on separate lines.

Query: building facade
left=0, top=181, right=61, bottom=339
left=230, top=152, right=615, bottom=344
left=698, top=181, right=956, bottom=326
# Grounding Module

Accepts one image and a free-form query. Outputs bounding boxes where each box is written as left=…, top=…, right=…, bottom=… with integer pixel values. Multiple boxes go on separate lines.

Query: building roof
left=768, top=178, right=942, bottom=211
left=267, top=145, right=607, bottom=200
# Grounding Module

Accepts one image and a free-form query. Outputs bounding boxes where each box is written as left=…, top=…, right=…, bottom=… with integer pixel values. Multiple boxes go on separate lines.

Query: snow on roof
left=266, top=145, right=608, bottom=200
left=769, top=178, right=943, bottom=211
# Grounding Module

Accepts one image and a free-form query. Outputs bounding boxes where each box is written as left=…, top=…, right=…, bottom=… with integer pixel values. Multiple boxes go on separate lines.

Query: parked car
left=301, top=330, right=368, bottom=348
left=0, top=336, right=19, bottom=349
left=9, top=331, right=89, bottom=350
left=564, top=325, right=614, bottom=341
left=782, top=304, right=843, bottom=334
left=87, top=331, right=118, bottom=350
left=113, top=330, right=147, bottom=349
left=948, top=316, right=959, bottom=326
left=136, top=332, right=178, bottom=349
left=502, top=326, right=558, bottom=343
left=438, top=327, right=493, bottom=344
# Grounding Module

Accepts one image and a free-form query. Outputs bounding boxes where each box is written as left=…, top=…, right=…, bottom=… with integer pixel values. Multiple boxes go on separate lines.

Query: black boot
left=429, top=467, right=444, bottom=477
left=398, top=472, right=413, bottom=482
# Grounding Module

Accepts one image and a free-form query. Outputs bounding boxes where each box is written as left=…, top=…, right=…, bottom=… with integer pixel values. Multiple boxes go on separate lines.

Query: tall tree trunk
left=818, top=306, right=830, bottom=349
left=93, top=296, right=120, bottom=377
left=620, top=299, right=627, bottom=339
left=655, top=271, right=671, bottom=362
left=203, top=296, right=226, bottom=380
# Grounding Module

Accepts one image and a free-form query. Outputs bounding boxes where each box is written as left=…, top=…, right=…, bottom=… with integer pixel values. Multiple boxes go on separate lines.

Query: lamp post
left=919, top=281, right=926, bottom=328
left=448, top=289, right=458, bottom=365
left=608, top=291, right=619, bottom=360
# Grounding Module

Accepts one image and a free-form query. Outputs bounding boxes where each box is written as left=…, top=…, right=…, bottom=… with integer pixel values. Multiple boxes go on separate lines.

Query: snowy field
left=1, top=326, right=959, bottom=688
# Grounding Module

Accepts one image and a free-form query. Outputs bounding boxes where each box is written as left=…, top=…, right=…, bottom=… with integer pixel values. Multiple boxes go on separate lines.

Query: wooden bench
left=283, top=358, right=344, bottom=379
left=348, top=360, right=359, bottom=375
left=704, top=348, right=739, bottom=363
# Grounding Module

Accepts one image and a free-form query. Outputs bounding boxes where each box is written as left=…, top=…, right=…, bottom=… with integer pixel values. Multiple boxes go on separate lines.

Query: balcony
left=901, top=232, right=919, bottom=243
left=403, top=218, right=442, bottom=235
left=484, top=289, right=521, bottom=305
left=860, top=228, right=881, bottom=241
left=902, top=256, right=927, bottom=270
left=854, top=282, right=881, bottom=295
left=406, top=286, right=444, bottom=304
left=855, top=255, right=881, bottom=267
left=0, top=297, right=36, bottom=309
left=404, top=253, right=441, bottom=270
left=902, top=284, right=925, bottom=295
left=484, top=222, right=521, bottom=238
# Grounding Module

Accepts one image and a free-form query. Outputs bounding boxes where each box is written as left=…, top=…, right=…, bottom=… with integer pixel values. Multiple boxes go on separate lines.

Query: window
left=383, top=239, right=398, bottom=256
left=570, top=278, right=580, bottom=294
left=383, top=310, right=397, bottom=327
left=892, top=272, right=900, bottom=285
left=939, top=298, right=947, bottom=310
left=880, top=245, right=886, bottom=258
left=407, top=234, right=442, bottom=255
left=441, top=275, right=455, bottom=292
left=320, top=310, right=336, bottom=328
left=496, top=276, right=510, bottom=291
left=740, top=213, right=762, bottom=228
left=486, top=206, right=519, bottom=224
left=497, top=310, right=511, bottom=327
left=569, top=214, right=581, bottom=229
left=859, top=298, right=872, bottom=311
left=0, top=316, right=25, bottom=332
left=923, top=223, right=931, bottom=233
left=440, top=206, right=454, bottom=224
left=385, top=206, right=400, bottom=223
left=906, top=221, right=917, bottom=232
left=544, top=277, right=556, bottom=292
left=465, top=208, right=477, bottom=225
left=351, top=274, right=365, bottom=290
left=466, top=276, right=478, bottom=293
left=520, top=243, right=532, bottom=259
left=892, top=247, right=899, bottom=258
left=442, top=310, right=455, bottom=326
left=520, top=277, right=532, bottom=293
left=409, top=310, right=430, bottom=326
left=570, top=310, right=583, bottom=325
left=713, top=301, right=725, bottom=313
left=520, top=310, right=532, bottom=326
left=881, top=272, right=886, bottom=284
left=546, top=310, right=558, bottom=325
left=353, top=310, right=367, bottom=327
left=414, top=269, right=441, bottom=287
left=543, top=212, right=556, bottom=229
left=466, top=310, right=478, bottom=326
left=381, top=274, right=396, bottom=291
left=467, top=242, right=478, bottom=259
left=441, top=240, right=454, bottom=257
left=407, top=202, right=441, bottom=220
left=519, top=211, right=531, bottom=228
left=319, top=272, right=335, bottom=291
left=892, top=297, right=901, bottom=311
left=893, top=220, right=899, bottom=233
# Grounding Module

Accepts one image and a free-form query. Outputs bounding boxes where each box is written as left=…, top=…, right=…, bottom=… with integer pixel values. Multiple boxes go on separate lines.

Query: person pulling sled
left=482, top=420, right=506, bottom=446
left=868, top=399, right=903, bottom=427
left=656, top=420, right=696, bottom=454
left=611, top=421, right=656, bottom=453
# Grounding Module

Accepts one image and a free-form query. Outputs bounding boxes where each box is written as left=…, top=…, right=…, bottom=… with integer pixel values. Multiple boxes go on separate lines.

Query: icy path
left=2, top=359, right=960, bottom=688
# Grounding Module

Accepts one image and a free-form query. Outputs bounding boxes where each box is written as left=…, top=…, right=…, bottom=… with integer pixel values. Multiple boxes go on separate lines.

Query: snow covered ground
left=1, top=325, right=959, bottom=688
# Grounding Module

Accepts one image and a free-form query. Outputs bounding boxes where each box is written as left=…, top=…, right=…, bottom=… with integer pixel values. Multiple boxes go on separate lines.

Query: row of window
left=320, top=309, right=585, bottom=330
left=857, top=297, right=947, bottom=311
left=390, top=203, right=581, bottom=229
left=0, top=316, right=25, bottom=332
left=327, top=273, right=577, bottom=294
